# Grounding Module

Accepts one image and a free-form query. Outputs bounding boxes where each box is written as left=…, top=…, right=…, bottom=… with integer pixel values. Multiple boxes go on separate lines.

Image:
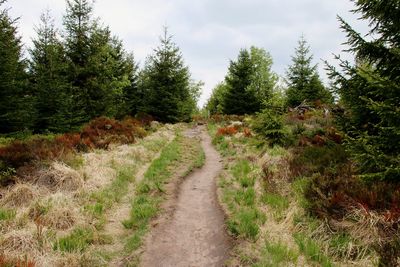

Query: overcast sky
left=5, top=0, right=369, bottom=106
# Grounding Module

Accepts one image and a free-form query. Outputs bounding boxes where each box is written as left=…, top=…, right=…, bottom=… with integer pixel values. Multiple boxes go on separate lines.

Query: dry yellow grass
left=1, top=183, right=41, bottom=208
left=0, top=125, right=178, bottom=266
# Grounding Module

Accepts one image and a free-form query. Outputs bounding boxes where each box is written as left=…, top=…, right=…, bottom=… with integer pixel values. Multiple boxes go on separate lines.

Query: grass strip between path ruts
left=122, top=133, right=204, bottom=263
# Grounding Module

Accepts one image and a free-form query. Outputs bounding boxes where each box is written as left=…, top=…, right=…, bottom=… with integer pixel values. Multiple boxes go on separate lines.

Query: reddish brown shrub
left=243, top=127, right=252, bottom=137
left=0, top=117, right=147, bottom=187
left=216, top=126, right=238, bottom=136
left=311, top=135, right=326, bottom=146
left=0, top=254, right=36, bottom=267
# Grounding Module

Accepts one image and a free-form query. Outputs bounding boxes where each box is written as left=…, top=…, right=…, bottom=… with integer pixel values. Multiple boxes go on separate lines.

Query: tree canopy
left=286, top=36, right=332, bottom=107
left=328, top=0, right=400, bottom=181
left=139, top=28, right=197, bottom=123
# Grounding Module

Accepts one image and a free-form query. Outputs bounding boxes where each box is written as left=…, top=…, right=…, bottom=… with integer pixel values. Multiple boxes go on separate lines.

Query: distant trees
left=223, top=49, right=258, bottom=115
left=206, top=82, right=228, bottom=115
left=286, top=36, right=332, bottom=107
left=0, top=1, right=34, bottom=133
left=207, top=46, right=277, bottom=115
left=139, top=28, right=198, bottom=123
left=328, top=0, right=400, bottom=182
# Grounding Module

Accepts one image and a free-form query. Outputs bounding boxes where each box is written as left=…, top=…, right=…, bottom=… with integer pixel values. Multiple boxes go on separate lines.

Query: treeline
left=206, top=37, right=332, bottom=116
left=206, top=0, right=399, bottom=182
left=0, top=0, right=199, bottom=134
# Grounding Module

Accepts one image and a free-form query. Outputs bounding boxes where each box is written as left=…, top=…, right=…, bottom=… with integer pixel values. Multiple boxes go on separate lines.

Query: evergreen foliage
left=252, top=90, right=287, bottom=146
left=139, top=28, right=195, bottom=123
left=286, top=36, right=332, bottom=107
left=223, top=49, right=260, bottom=115
left=63, top=0, right=132, bottom=122
left=0, top=1, right=34, bottom=133
left=29, top=10, right=75, bottom=133
left=219, top=47, right=277, bottom=115
left=327, top=0, right=400, bottom=181
left=206, top=82, right=228, bottom=115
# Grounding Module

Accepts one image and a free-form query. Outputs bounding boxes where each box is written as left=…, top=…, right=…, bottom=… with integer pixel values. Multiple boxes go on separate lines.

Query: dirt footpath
left=140, top=127, right=231, bottom=267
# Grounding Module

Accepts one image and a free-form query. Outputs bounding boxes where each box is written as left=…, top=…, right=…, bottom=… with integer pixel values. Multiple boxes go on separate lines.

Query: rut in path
left=140, top=128, right=232, bottom=267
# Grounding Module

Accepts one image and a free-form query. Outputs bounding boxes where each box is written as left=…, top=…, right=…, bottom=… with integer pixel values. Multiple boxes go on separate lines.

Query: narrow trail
left=140, top=128, right=232, bottom=267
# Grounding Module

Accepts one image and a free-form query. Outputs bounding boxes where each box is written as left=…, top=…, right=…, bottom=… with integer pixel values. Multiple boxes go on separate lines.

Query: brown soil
left=139, top=127, right=232, bottom=267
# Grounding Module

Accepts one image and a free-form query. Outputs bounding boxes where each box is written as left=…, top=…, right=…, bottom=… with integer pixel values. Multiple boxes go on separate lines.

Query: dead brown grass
left=35, top=162, right=83, bottom=192
left=1, top=183, right=40, bottom=208
left=0, top=230, right=37, bottom=253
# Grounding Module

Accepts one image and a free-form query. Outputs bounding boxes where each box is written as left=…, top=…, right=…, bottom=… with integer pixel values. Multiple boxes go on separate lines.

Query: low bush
left=0, top=117, right=147, bottom=187
left=0, top=254, right=35, bottom=267
left=252, top=109, right=288, bottom=146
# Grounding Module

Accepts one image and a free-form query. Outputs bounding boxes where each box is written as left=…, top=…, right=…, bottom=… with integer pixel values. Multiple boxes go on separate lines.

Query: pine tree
left=286, top=36, right=332, bottom=107
left=327, top=0, right=400, bottom=182
left=139, top=28, right=192, bottom=123
left=118, top=53, right=140, bottom=118
left=0, top=1, right=34, bottom=133
left=223, top=49, right=259, bottom=115
left=63, top=0, right=132, bottom=121
left=29, top=10, right=75, bottom=133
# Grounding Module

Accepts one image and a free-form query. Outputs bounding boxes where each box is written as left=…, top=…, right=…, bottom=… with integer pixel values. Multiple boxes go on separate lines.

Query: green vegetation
left=122, top=134, right=203, bottom=257
left=206, top=46, right=277, bottom=116
left=137, top=28, right=200, bottom=123
left=255, top=240, right=299, bottom=267
left=327, top=1, right=400, bottom=182
left=54, top=227, right=95, bottom=253
left=285, top=36, right=332, bottom=107
left=87, top=166, right=135, bottom=220
left=0, top=208, right=16, bottom=221
left=294, top=233, right=333, bottom=267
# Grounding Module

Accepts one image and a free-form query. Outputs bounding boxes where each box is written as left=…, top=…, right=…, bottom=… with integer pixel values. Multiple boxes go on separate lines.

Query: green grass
left=329, top=232, right=354, bottom=259
left=294, top=233, right=334, bottom=267
left=254, top=240, right=299, bottom=267
left=234, top=188, right=256, bottom=206
left=86, top=166, right=135, bottom=220
left=0, top=208, right=16, bottom=221
left=54, top=227, right=95, bottom=253
left=227, top=208, right=265, bottom=241
left=123, top=136, right=184, bottom=253
left=261, top=192, right=289, bottom=220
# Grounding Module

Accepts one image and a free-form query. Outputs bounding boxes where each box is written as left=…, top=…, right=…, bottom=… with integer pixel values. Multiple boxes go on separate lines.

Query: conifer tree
left=0, top=1, right=34, bottom=133
left=118, top=53, right=140, bottom=118
left=286, top=36, right=332, bottom=107
left=223, top=49, right=259, bottom=115
left=328, top=0, right=400, bottom=182
left=139, top=28, right=192, bottom=123
left=29, top=10, right=75, bottom=133
left=63, top=0, right=131, bottom=121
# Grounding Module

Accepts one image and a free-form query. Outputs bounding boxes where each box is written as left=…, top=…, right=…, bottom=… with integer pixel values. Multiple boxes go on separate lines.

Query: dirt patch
left=139, top=127, right=232, bottom=267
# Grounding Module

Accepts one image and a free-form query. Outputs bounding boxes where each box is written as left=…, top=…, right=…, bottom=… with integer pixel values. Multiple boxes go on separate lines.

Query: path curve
left=140, top=127, right=231, bottom=267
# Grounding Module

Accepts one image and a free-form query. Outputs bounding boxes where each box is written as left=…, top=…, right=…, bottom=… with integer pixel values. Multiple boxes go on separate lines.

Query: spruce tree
left=328, top=0, right=400, bottom=182
left=118, top=53, right=140, bottom=118
left=29, top=10, right=75, bottom=133
left=0, top=1, right=34, bottom=133
left=286, top=36, right=332, bottom=107
left=139, top=28, right=192, bottom=123
left=223, top=49, right=259, bottom=115
left=63, top=0, right=131, bottom=121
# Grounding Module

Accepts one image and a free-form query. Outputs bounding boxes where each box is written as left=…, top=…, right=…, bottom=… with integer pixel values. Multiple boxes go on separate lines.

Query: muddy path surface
left=140, top=127, right=232, bottom=267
